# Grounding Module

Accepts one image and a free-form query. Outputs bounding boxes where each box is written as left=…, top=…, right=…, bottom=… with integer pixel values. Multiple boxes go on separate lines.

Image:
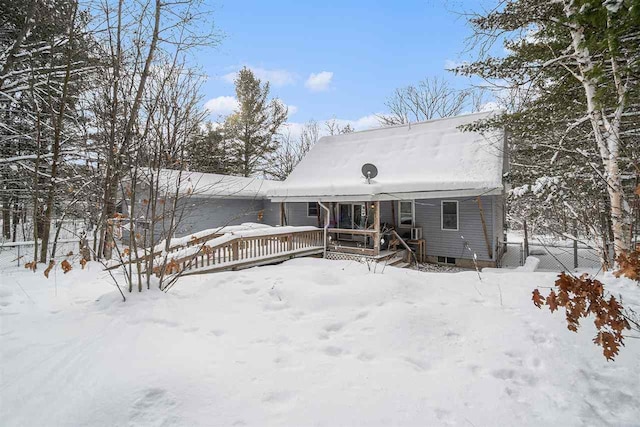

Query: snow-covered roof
left=270, top=111, right=505, bottom=202
left=146, top=169, right=281, bottom=199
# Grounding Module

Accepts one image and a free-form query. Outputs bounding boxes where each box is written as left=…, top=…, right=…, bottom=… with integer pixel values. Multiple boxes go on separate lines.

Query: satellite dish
left=361, top=163, right=378, bottom=183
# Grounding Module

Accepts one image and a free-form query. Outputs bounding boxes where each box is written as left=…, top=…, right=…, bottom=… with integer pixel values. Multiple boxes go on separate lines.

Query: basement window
left=437, top=256, right=456, bottom=265
left=307, top=202, right=319, bottom=217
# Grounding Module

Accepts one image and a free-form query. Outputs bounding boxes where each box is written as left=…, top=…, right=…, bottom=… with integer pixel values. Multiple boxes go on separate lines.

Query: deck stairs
left=361, top=248, right=411, bottom=269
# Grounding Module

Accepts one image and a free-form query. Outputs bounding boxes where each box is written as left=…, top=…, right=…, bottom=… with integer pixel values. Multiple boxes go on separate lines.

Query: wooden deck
left=151, top=228, right=325, bottom=278
left=109, top=223, right=415, bottom=279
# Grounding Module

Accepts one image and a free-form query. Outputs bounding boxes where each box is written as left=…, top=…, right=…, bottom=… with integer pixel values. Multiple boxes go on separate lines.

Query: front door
left=338, top=203, right=369, bottom=229
left=338, top=203, right=353, bottom=229
left=337, top=203, right=372, bottom=243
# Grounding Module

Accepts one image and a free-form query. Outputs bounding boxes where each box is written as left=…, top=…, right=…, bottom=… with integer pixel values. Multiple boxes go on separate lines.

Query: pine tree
left=187, top=123, right=233, bottom=174
left=224, top=67, right=288, bottom=177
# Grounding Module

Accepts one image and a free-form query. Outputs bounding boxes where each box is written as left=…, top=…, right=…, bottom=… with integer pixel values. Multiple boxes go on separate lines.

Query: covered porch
left=279, top=199, right=425, bottom=261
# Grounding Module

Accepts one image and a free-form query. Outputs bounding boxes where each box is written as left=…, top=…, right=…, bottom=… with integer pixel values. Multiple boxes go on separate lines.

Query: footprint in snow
left=261, top=391, right=296, bottom=412
left=404, top=356, right=430, bottom=372
left=492, top=369, right=516, bottom=380
left=128, top=388, right=177, bottom=426
left=243, top=288, right=259, bottom=295
left=355, top=311, right=369, bottom=320
left=357, top=352, right=375, bottom=361
left=324, top=346, right=344, bottom=356
left=323, top=322, right=344, bottom=333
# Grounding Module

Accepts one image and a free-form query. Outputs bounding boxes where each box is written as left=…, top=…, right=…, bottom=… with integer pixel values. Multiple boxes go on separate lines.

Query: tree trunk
left=100, top=0, right=162, bottom=260
left=2, top=198, right=10, bottom=239
left=564, top=2, right=631, bottom=258
left=11, top=202, right=19, bottom=242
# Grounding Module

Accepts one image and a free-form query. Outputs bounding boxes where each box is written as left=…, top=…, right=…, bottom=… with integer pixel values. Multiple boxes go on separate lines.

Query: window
left=437, top=256, right=456, bottom=265
left=441, top=201, right=458, bottom=231
left=398, top=201, right=414, bottom=227
left=307, top=202, right=319, bottom=217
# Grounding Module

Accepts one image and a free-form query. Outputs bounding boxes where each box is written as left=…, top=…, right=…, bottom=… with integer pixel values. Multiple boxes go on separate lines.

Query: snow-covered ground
left=1, top=258, right=639, bottom=426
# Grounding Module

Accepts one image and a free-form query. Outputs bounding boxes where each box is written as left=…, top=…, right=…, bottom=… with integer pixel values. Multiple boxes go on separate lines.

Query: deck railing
left=163, top=229, right=324, bottom=276
left=327, top=228, right=378, bottom=256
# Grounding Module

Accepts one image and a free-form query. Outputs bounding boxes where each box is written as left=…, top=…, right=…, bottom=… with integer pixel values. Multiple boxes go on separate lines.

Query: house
left=119, top=170, right=283, bottom=243
left=269, top=111, right=508, bottom=268
left=126, top=111, right=507, bottom=268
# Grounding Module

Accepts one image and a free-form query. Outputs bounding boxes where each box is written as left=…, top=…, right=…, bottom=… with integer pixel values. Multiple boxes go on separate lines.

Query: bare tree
left=324, top=117, right=354, bottom=135
left=268, top=120, right=319, bottom=180
left=378, top=77, right=472, bottom=126
left=91, top=0, right=219, bottom=260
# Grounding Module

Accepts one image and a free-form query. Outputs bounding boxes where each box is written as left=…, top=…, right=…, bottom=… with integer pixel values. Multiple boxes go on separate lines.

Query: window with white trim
left=441, top=201, right=458, bottom=231
left=307, top=202, right=319, bottom=217
left=398, top=201, right=414, bottom=227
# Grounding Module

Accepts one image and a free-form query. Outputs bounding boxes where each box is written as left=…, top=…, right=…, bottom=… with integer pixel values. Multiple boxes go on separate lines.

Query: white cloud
left=305, top=71, right=333, bottom=92
left=204, top=96, right=297, bottom=119
left=221, top=66, right=297, bottom=87
left=204, top=96, right=239, bottom=116
left=444, top=59, right=468, bottom=71
left=283, top=114, right=381, bottom=140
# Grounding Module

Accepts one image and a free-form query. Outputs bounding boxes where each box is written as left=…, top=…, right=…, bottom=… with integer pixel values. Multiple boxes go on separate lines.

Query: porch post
left=280, top=202, right=286, bottom=226
left=373, top=201, right=380, bottom=256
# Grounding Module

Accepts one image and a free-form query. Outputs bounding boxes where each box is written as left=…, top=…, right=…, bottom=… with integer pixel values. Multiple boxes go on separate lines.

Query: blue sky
left=197, top=0, right=493, bottom=132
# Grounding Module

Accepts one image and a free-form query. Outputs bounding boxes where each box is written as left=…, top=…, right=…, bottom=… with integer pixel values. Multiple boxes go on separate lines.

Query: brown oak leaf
left=532, top=289, right=544, bottom=308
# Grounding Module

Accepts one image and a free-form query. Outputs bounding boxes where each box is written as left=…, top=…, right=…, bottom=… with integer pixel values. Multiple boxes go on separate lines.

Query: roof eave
left=269, top=186, right=503, bottom=203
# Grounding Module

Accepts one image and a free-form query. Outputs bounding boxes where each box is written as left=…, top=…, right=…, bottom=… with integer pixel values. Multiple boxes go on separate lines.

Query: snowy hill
left=1, top=259, right=639, bottom=426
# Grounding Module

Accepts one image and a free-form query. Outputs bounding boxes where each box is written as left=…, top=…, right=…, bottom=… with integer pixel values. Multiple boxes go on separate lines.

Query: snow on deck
left=1, top=258, right=639, bottom=426
left=153, top=222, right=272, bottom=252
left=165, top=225, right=320, bottom=261
left=271, top=111, right=505, bottom=199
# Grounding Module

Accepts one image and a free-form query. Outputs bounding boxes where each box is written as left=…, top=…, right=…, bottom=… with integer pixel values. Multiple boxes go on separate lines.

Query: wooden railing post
left=232, top=240, right=239, bottom=261
left=373, top=201, right=380, bottom=256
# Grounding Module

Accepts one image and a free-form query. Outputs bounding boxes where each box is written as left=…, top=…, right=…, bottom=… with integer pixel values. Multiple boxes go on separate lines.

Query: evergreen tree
left=224, top=67, right=288, bottom=177
left=187, top=123, right=233, bottom=174
left=457, top=0, right=639, bottom=264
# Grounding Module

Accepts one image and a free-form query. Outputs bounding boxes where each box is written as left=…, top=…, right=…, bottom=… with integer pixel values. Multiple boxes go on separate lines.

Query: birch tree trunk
left=563, top=1, right=631, bottom=258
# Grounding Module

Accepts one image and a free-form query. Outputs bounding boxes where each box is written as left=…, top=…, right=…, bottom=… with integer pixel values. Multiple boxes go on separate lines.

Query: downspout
left=318, top=201, right=330, bottom=258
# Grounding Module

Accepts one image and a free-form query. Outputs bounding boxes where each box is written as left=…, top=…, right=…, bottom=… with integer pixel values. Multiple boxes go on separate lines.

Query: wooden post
left=390, top=200, right=397, bottom=228
left=232, top=240, right=239, bottom=261
left=523, top=219, right=530, bottom=260
left=279, top=202, right=287, bottom=226
left=373, top=201, right=380, bottom=256
left=476, top=197, right=494, bottom=259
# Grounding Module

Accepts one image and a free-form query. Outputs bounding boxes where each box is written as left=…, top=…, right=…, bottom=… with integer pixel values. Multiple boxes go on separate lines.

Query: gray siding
left=122, top=196, right=280, bottom=243
left=413, top=196, right=497, bottom=262
left=175, top=198, right=267, bottom=237
left=380, top=201, right=394, bottom=226
left=493, top=194, right=506, bottom=247
left=261, top=201, right=282, bottom=226
left=284, top=202, right=325, bottom=227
